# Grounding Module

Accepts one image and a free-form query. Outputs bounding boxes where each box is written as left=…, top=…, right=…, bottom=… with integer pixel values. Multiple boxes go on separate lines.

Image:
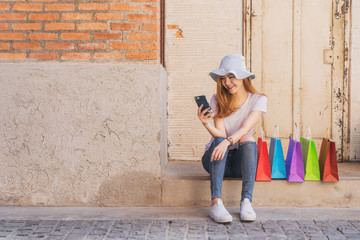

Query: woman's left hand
left=211, top=139, right=230, bottom=161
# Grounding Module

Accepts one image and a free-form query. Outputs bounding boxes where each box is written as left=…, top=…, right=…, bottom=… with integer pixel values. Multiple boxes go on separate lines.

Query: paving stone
left=262, top=220, right=286, bottom=238
left=333, top=220, right=359, bottom=234
left=345, top=233, right=360, bottom=239
left=242, top=222, right=266, bottom=237
left=64, top=233, right=86, bottom=240
left=0, top=218, right=359, bottom=239
left=349, top=220, right=360, bottom=231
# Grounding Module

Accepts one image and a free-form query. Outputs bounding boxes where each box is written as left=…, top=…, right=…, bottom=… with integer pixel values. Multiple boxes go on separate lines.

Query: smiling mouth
left=227, top=86, right=234, bottom=90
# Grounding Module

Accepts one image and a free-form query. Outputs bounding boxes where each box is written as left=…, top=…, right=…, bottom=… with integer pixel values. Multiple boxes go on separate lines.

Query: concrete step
left=161, top=161, right=360, bottom=207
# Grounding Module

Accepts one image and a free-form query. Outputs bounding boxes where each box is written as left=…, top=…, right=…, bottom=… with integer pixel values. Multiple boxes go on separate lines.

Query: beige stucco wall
left=166, top=0, right=243, bottom=161
left=0, top=63, right=166, bottom=206
left=350, top=1, right=360, bottom=160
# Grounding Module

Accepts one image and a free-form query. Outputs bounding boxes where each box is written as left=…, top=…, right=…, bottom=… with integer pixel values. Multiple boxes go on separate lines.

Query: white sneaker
left=240, top=198, right=256, bottom=222
left=210, top=199, right=233, bottom=223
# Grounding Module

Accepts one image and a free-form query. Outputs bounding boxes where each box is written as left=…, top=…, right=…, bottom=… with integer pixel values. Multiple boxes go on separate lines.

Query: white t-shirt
left=204, top=92, right=267, bottom=151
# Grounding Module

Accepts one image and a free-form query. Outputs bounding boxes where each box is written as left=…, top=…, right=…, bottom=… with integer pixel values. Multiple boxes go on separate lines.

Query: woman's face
left=220, top=73, right=244, bottom=95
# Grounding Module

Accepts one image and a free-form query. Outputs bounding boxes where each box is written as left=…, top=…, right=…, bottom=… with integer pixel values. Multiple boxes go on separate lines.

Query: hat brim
left=209, top=68, right=255, bottom=82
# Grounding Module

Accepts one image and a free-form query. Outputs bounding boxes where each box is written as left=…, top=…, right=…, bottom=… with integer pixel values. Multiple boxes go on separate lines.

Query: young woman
left=197, top=54, right=267, bottom=223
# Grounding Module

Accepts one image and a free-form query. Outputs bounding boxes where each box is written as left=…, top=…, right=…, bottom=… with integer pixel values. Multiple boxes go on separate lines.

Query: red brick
left=45, top=4, right=75, bottom=11
left=142, top=4, right=157, bottom=12
left=29, top=0, right=57, bottom=2
left=110, top=42, right=139, bottom=50
left=29, top=32, right=58, bottom=40
left=0, top=33, right=26, bottom=40
left=0, top=23, right=8, bottom=30
left=78, top=22, right=107, bottom=31
left=62, top=13, right=92, bottom=21
left=126, top=51, right=157, bottom=60
left=29, top=13, right=59, bottom=21
left=109, top=3, right=140, bottom=11
left=78, top=42, right=107, bottom=50
left=0, top=53, right=26, bottom=60
left=13, top=42, right=41, bottom=50
left=61, top=52, right=91, bottom=60
left=29, top=52, right=58, bottom=60
left=0, top=3, right=9, bottom=10
left=45, top=22, right=75, bottom=31
left=131, top=0, right=157, bottom=2
left=13, top=3, right=42, bottom=11
left=128, top=13, right=157, bottom=22
left=45, top=42, right=74, bottom=50
left=61, top=32, right=90, bottom=40
left=78, top=3, right=107, bottom=11
left=0, top=43, right=10, bottom=50
left=110, top=23, right=139, bottom=31
left=142, top=23, right=159, bottom=32
left=12, top=23, right=42, bottom=30
left=141, top=42, right=159, bottom=50
left=127, top=32, right=158, bottom=41
left=94, top=52, right=123, bottom=60
left=0, top=13, right=26, bottom=20
left=95, top=13, right=124, bottom=20
left=94, top=32, right=122, bottom=40
left=167, top=25, right=178, bottom=30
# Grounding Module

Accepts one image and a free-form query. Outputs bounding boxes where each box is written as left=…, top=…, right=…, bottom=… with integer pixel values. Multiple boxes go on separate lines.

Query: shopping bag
left=256, top=127, right=271, bottom=181
left=300, top=127, right=321, bottom=181
left=269, top=125, right=286, bottom=179
left=285, top=127, right=304, bottom=182
left=319, top=129, right=339, bottom=182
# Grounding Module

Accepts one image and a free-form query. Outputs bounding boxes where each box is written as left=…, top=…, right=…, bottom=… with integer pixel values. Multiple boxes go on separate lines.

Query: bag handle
left=306, top=126, right=312, bottom=139
left=260, top=126, right=265, bottom=140
left=294, top=126, right=299, bottom=141
left=325, top=128, right=331, bottom=140
left=274, top=125, right=279, bottom=139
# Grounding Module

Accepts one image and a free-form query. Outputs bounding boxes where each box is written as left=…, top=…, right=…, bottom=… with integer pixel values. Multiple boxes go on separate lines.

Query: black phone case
left=194, top=95, right=211, bottom=114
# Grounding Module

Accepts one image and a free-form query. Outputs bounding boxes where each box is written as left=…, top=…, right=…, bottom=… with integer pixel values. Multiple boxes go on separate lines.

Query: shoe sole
left=211, top=218, right=233, bottom=223
left=240, top=216, right=256, bottom=222
left=210, top=214, right=233, bottom=223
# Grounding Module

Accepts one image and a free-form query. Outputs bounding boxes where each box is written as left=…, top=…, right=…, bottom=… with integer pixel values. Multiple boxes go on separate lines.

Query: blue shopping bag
left=269, top=125, right=286, bottom=179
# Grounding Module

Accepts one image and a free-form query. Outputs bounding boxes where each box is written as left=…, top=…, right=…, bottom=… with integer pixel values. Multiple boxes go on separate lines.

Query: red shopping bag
left=256, top=127, right=271, bottom=181
left=319, top=129, right=339, bottom=182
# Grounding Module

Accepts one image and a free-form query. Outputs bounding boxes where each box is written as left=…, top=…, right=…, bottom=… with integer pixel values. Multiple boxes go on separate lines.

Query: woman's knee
left=239, top=135, right=255, bottom=143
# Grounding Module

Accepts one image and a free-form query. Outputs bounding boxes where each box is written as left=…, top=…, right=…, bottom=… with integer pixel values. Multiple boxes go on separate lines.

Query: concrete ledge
left=1, top=206, right=360, bottom=221
left=162, top=162, right=360, bottom=207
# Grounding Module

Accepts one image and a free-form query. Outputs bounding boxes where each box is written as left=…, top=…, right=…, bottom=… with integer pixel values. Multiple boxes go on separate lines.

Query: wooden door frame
left=243, top=0, right=351, bottom=160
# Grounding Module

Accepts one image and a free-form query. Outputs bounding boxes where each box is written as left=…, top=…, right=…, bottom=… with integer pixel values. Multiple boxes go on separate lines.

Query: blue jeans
left=202, top=137, right=257, bottom=202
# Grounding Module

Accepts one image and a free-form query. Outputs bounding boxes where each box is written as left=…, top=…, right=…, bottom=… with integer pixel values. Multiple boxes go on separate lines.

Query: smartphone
left=194, top=95, right=212, bottom=116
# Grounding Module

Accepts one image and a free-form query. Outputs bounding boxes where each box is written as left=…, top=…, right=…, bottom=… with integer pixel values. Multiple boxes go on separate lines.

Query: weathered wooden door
left=245, top=0, right=350, bottom=160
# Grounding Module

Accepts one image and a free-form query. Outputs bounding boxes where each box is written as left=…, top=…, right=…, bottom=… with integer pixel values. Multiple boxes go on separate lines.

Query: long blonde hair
left=214, top=77, right=265, bottom=119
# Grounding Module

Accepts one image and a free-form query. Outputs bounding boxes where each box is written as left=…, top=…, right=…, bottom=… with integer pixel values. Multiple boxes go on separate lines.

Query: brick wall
left=0, top=0, right=160, bottom=62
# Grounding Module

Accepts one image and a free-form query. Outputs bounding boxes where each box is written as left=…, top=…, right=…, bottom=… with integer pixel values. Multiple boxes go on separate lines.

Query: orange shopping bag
left=319, top=129, right=339, bottom=182
left=256, top=127, right=271, bottom=181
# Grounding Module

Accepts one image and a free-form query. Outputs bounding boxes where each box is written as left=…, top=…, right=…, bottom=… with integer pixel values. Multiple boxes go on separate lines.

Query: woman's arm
left=198, top=105, right=230, bottom=161
left=228, top=110, right=263, bottom=143
left=197, top=105, right=226, bottom=138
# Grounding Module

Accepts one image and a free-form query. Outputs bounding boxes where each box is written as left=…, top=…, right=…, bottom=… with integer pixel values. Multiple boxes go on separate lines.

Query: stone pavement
left=1, top=206, right=360, bottom=239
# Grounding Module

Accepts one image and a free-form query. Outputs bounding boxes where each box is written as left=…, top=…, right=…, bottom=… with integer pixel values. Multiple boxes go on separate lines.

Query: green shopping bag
left=300, top=127, right=321, bottom=181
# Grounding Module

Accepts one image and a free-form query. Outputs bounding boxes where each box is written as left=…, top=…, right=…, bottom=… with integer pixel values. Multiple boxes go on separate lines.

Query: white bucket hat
left=209, top=54, right=255, bottom=82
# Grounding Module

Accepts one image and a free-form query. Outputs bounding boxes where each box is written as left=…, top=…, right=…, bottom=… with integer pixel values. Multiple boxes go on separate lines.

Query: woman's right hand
left=197, top=104, right=212, bottom=126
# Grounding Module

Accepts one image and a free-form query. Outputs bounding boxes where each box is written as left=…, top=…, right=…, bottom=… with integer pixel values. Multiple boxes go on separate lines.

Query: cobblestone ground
left=0, top=219, right=360, bottom=240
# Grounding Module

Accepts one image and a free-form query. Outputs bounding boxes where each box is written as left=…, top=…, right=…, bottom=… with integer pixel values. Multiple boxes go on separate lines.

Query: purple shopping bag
left=285, top=130, right=305, bottom=182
